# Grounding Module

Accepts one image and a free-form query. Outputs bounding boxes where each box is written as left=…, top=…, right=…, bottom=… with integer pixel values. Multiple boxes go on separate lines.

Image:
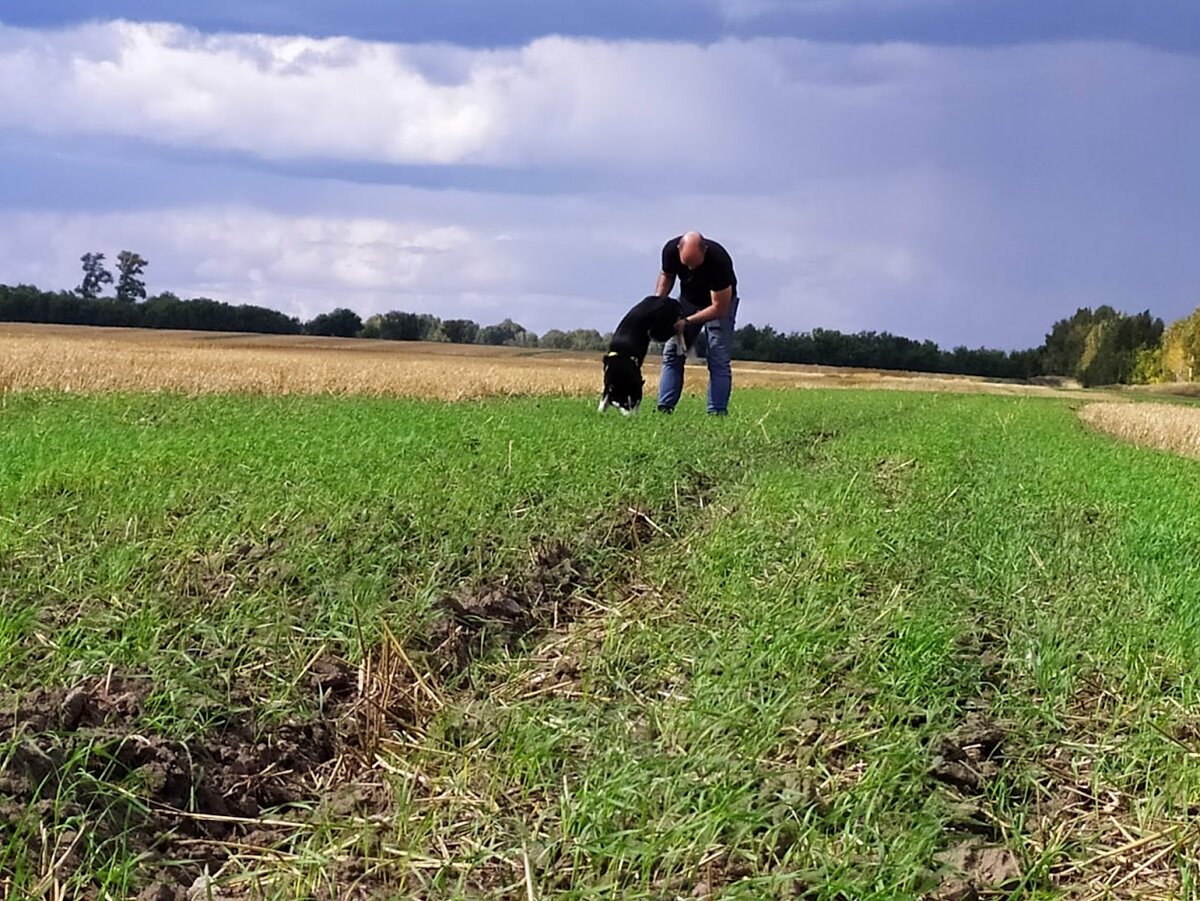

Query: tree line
left=1, top=250, right=1196, bottom=385
left=1048, top=304, right=1200, bottom=388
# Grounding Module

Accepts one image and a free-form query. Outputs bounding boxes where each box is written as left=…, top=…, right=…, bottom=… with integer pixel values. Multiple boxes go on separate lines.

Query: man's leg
left=705, top=296, right=738, bottom=414
left=657, top=334, right=685, bottom=411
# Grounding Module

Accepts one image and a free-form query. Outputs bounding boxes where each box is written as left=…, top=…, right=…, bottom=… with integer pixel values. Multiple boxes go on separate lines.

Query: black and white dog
left=599, top=295, right=702, bottom=414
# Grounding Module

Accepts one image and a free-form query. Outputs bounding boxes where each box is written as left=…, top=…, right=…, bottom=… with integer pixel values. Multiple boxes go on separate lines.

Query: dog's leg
left=598, top=395, right=611, bottom=412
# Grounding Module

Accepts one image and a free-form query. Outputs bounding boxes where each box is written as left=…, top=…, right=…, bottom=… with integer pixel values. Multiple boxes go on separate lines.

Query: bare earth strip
left=1080, top=401, right=1200, bottom=459
left=1, top=323, right=1085, bottom=399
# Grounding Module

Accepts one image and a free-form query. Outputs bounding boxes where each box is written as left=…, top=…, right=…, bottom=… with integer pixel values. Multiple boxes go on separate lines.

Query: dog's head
left=598, top=353, right=643, bottom=414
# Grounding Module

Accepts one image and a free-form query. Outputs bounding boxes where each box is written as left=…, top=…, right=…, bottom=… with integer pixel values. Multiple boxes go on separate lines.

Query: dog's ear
left=598, top=394, right=612, bottom=412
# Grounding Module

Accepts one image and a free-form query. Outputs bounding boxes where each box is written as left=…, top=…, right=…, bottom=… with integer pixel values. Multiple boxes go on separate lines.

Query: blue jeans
left=658, top=296, right=739, bottom=414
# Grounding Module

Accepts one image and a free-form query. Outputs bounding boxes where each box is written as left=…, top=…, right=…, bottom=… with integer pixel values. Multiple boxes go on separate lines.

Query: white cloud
left=1, top=22, right=1195, bottom=189
left=0, top=22, right=727, bottom=168
left=0, top=21, right=1129, bottom=176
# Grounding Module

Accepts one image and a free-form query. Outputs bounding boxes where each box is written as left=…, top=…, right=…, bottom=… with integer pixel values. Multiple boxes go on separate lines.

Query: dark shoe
left=656, top=405, right=674, bottom=414
left=707, top=410, right=728, bottom=416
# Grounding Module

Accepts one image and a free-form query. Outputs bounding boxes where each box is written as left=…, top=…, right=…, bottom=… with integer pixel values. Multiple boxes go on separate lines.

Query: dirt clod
left=310, top=655, right=357, bottom=699
left=933, top=841, right=1021, bottom=894
left=427, top=541, right=590, bottom=677
left=930, top=715, right=1006, bottom=794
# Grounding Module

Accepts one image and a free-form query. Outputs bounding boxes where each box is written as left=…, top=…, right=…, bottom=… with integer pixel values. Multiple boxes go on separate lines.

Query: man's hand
left=674, top=317, right=689, bottom=345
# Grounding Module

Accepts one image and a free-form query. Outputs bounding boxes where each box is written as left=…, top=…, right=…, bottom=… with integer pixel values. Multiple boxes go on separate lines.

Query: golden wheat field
left=1, top=322, right=1088, bottom=401
left=1079, top=401, right=1200, bottom=460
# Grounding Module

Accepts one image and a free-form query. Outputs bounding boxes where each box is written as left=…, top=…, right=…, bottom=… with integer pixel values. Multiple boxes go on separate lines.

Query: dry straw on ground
left=1079, top=401, right=1200, bottom=460
left=1, top=323, right=1085, bottom=400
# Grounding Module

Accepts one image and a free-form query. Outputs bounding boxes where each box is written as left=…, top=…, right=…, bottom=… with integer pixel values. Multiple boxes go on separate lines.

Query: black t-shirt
left=661, top=237, right=737, bottom=309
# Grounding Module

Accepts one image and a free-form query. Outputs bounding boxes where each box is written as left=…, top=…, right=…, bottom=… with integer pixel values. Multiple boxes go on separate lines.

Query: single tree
left=77, top=252, right=113, bottom=301
left=115, top=251, right=149, bottom=302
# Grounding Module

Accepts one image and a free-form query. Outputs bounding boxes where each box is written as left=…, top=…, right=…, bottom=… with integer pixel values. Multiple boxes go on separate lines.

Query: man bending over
left=655, top=231, right=739, bottom=415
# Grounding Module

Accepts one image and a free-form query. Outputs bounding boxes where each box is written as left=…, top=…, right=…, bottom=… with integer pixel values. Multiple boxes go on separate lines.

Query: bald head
left=678, top=231, right=707, bottom=270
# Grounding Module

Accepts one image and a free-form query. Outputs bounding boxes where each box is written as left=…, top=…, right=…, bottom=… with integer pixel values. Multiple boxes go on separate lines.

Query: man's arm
left=673, top=286, right=731, bottom=343
left=684, top=286, right=733, bottom=325
left=655, top=271, right=676, bottom=297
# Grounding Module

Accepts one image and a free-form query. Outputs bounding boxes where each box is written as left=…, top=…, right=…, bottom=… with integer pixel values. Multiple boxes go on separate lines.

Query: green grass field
left=2, top=388, right=1199, bottom=899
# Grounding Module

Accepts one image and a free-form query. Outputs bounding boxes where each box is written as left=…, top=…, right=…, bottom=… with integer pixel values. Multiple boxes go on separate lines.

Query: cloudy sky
left=1, top=2, right=1198, bottom=349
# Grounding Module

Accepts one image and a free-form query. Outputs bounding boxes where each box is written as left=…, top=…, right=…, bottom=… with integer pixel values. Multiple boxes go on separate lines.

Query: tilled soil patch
left=0, top=666, right=369, bottom=899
